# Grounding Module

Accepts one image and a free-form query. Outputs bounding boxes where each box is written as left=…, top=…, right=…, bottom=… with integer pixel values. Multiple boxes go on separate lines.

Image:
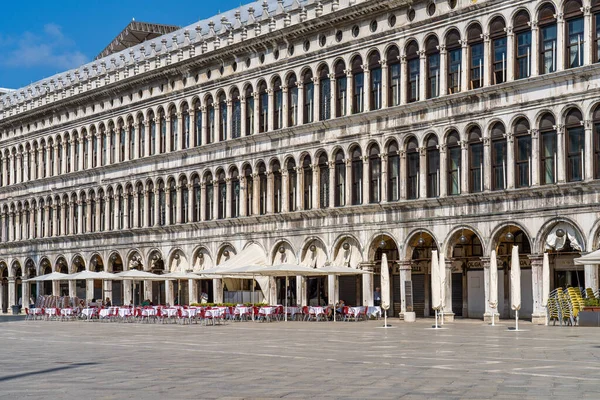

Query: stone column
left=23, top=151, right=29, bottom=182
left=312, top=165, right=319, bottom=209
left=178, top=112, right=185, bottom=148
left=213, top=105, right=220, bottom=142
left=225, top=179, right=232, bottom=218
left=68, top=280, right=77, bottom=299
left=86, top=200, right=92, bottom=233
left=483, top=34, right=491, bottom=87
left=438, top=46, right=447, bottom=96
left=506, top=133, right=515, bottom=189
left=165, top=189, right=172, bottom=225
left=144, top=121, right=151, bottom=157
left=398, top=260, right=415, bottom=320
left=95, top=200, right=101, bottom=232
left=124, top=126, right=130, bottom=161
left=165, top=117, right=172, bottom=151
left=240, top=97, right=247, bottom=137
left=400, top=56, right=407, bottom=105
left=584, top=6, right=593, bottom=66
left=104, top=197, right=111, bottom=231
left=557, top=14, right=565, bottom=71
left=253, top=93, right=260, bottom=135
left=530, top=129, right=540, bottom=186
left=345, top=69, right=353, bottom=114
left=556, top=125, right=566, bottom=183
left=328, top=162, right=336, bottom=208
left=584, top=120, right=594, bottom=181
left=506, top=27, right=515, bottom=81
left=154, top=189, right=160, bottom=226
left=529, top=254, right=546, bottom=325
left=96, top=134, right=102, bottom=168
left=123, top=195, right=129, bottom=229
left=380, top=154, right=388, bottom=203
left=460, top=140, right=469, bottom=193
left=297, top=82, right=304, bottom=125
left=312, top=77, right=320, bottom=122
left=16, top=153, right=22, bottom=183
left=439, top=145, right=447, bottom=197
left=281, top=86, right=289, bottom=129
left=361, top=157, right=369, bottom=204
left=252, top=174, right=260, bottom=215
left=188, top=279, right=198, bottom=304
left=267, top=89, right=274, bottom=132
left=418, top=51, right=426, bottom=101
left=418, top=148, right=427, bottom=198
left=239, top=177, right=247, bottom=217
left=329, top=73, right=337, bottom=118
left=481, top=257, right=493, bottom=322
left=345, top=159, right=352, bottom=204
left=8, top=277, right=16, bottom=307
left=38, top=149, right=44, bottom=177
left=175, top=186, right=182, bottom=224
left=363, top=65, right=370, bottom=112
left=266, top=172, right=274, bottom=214
left=380, top=59, right=389, bottom=108
left=53, top=145, right=59, bottom=176
left=296, top=167, right=304, bottom=211
left=43, top=206, right=50, bottom=237
left=123, top=280, right=132, bottom=306
left=187, top=183, right=194, bottom=222
left=460, top=40, right=469, bottom=92
left=328, top=275, right=338, bottom=307
left=166, top=281, right=174, bottom=306
left=213, top=181, right=220, bottom=219
left=77, top=201, right=83, bottom=234
left=361, top=264, right=374, bottom=307
left=443, top=259, right=454, bottom=322
left=8, top=212, right=14, bottom=241
left=199, top=183, right=206, bottom=221
left=399, top=151, right=407, bottom=199
left=585, top=264, right=599, bottom=292
left=281, top=172, right=289, bottom=213
left=531, top=21, right=539, bottom=77
left=213, top=279, right=223, bottom=304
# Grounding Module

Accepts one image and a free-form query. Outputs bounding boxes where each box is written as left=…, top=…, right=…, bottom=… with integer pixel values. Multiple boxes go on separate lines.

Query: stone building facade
left=1, top=0, right=600, bottom=323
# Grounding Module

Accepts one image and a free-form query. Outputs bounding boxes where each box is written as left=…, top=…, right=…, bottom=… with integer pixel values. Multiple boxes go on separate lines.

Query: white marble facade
left=1, top=0, right=600, bottom=322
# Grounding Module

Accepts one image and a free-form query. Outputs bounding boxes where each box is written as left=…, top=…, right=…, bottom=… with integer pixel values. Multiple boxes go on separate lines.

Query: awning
left=574, top=249, right=600, bottom=265
left=26, top=272, right=69, bottom=282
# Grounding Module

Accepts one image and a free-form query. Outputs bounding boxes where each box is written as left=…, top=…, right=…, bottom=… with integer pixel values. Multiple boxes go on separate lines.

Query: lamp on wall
left=342, top=242, right=350, bottom=251
left=417, top=232, right=425, bottom=247
left=556, top=228, right=565, bottom=238
left=459, top=227, right=467, bottom=244
left=279, top=246, right=286, bottom=254
left=505, top=231, right=514, bottom=241
left=223, top=249, right=229, bottom=257
left=310, top=244, right=317, bottom=253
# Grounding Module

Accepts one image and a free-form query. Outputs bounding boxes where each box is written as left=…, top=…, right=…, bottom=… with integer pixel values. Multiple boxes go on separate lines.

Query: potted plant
left=583, top=298, right=600, bottom=312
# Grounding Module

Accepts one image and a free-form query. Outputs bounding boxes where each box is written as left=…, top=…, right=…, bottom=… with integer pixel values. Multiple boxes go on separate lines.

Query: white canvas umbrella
left=542, top=252, right=550, bottom=326
left=431, top=250, right=441, bottom=329
left=574, top=249, right=600, bottom=265
left=510, top=245, right=521, bottom=331
left=489, top=250, right=498, bottom=326
left=26, top=272, right=69, bottom=282
left=380, top=253, right=391, bottom=328
left=439, top=251, right=446, bottom=325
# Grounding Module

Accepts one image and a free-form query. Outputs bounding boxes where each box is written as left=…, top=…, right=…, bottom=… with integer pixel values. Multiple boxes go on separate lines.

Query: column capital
left=529, top=128, right=539, bottom=138
left=582, top=119, right=593, bottom=129
left=503, top=132, right=514, bottom=143
left=555, top=12, right=564, bottom=22
left=504, top=26, right=514, bottom=36
left=437, top=44, right=447, bottom=54
left=480, top=257, right=491, bottom=268
left=379, top=59, right=388, bottom=67
left=437, top=144, right=447, bottom=153
left=481, top=33, right=490, bottom=42
left=418, top=147, right=427, bottom=156
left=554, top=124, right=564, bottom=135
left=397, top=260, right=412, bottom=270
left=582, top=6, right=592, bottom=16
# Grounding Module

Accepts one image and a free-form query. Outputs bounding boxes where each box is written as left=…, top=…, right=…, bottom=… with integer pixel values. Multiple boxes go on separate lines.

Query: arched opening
left=387, top=45, right=401, bottom=106
left=205, top=95, right=215, bottom=143
left=168, top=178, right=177, bottom=224
left=108, top=253, right=124, bottom=305
left=368, top=50, right=382, bottom=109
left=272, top=160, right=283, bottom=213
left=230, top=89, right=241, bottom=140
left=468, top=126, right=483, bottom=193
left=467, top=23, right=484, bottom=89
left=370, top=234, right=400, bottom=316
left=564, top=0, right=584, bottom=69
left=192, top=99, right=202, bottom=146
left=406, top=137, right=419, bottom=199
left=258, top=162, right=267, bottom=215
left=333, top=149, right=346, bottom=206
left=243, top=165, right=253, bottom=215
left=181, top=102, right=190, bottom=149
left=287, top=73, right=298, bottom=126
left=386, top=140, right=400, bottom=201
left=491, top=122, right=507, bottom=191
left=538, top=2, right=557, bottom=74
left=137, top=114, right=146, bottom=157
left=244, top=86, right=255, bottom=136
left=594, top=0, right=600, bottom=63
left=317, top=153, right=329, bottom=208
left=490, top=16, right=507, bottom=85
left=148, top=110, right=157, bottom=155
left=216, top=170, right=226, bottom=219
left=368, top=144, right=381, bottom=203
left=351, top=55, right=364, bottom=114
left=334, top=60, right=347, bottom=117
left=446, top=130, right=461, bottom=195
left=594, top=105, right=600, bottom=178
left=158, top=109, right=167, bottom=154
left=180, top=177, right=188, bottom=224
left=258, top=81, right=268, bottom=133
left=350, top=146, right=363, bottom=205
left=204, top=172, right=214, bottom=220
left=302, top=155, right=313, bottom=209
left=191, top=174, right=200, bottom=222
left=406, top=231, right=439, bottom=317
left=157, top=180, right=166, bottom=226
left=514, top=117, right=532, bottom=187
left=273, top=77, right=283, bottom=130
left=217, top=92, right=227, bottom=141
left=230, top=168, right=240, bottom=217
left=302, top=69, right=314, bottom=124
left=539, top=113, right=557, bottom=184
left=445, top=29, right=462, bottom=94
left=514, top=10, right=532, bottom=79
left=406, top=40, right=420, bottom=102
left=425, top=36, right=440, bottom=99
left=286, top=159, right=297, bottom=211
left=426, top=134, right=439, bottom=198
left=565, top=108, right=584, bottom=182
left=318, top=65, right=331, bottom=120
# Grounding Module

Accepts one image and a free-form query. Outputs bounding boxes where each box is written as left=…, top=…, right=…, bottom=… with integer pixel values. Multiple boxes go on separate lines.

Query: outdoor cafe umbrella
left=542, top=252, right=550, bottom=325
left=380, top=253, right=391, bottom=328
left=431, top=250, right=442, bottom=329
left=26, top=272, right=69, bottom=282
left=489, top=250, right=498, bottom=326
left=439, top=250, right=446, bottom=325
left=115, top=270, right=165, bottom=306
left=67, top=270, right=119, bottom=305
left=510, top=245, right=521, bottom=331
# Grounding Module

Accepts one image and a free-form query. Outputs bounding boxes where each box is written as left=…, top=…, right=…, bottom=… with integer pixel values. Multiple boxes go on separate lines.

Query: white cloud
left=0, top=23, right=88, bottom=70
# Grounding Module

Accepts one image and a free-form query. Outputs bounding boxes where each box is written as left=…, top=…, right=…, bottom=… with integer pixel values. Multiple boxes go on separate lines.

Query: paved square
left=1, top=318, right=599, bottom=399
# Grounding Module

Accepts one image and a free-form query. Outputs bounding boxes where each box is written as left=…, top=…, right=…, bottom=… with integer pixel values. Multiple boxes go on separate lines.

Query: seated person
left=335, top=300, right=345, bottom=315
left=141, top=299, right=151, bottom=306
left=88, top=298, right=98, bottom=307
left=105, top=297, right=112, bottom=307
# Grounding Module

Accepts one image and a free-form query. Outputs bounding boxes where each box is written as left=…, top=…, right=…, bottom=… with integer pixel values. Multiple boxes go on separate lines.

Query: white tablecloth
left=205, top=309, right=223, bottom=318
left=142, top=309, right=156, bottom=317
left=309, top=306, right=326, bottom=316
left=60, top=308, right=74, bottom=316
left=31, top=308, right=43, bottom=316
left=99, top=309, right=111, bottom=318
left=367, top=306, right=382, bottom=319
left=162, top=308, right=178, bottom=317
left=286, top=306, right=301, bottom=316
left=45, top=308, right=57, bottom=316
left=81, top=308, right=95, bottom=318
left=259, top=307, right=276, bottom=316
left=118, top=308, right=132, bottom=318
left=349, top=306, right=364, bottom=318
left=181, top=308, right=197, bottom=318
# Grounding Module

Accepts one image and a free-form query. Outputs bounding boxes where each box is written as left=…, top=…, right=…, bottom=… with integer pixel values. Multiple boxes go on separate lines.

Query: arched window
left=446, top=29, right=462, bottom=94
left=491, top=122, right=507, bottom=190
left=99, top=191, right=105, bottom=231
left=127, top=186, right=134, bottom=228
left=147, top=181, right=155, bottom=226
left=273, top=78, right=283, bottom=130
left=170, top=107, right=178, bottom=151
left=540, top=113, right=557, bottom=184
left=217, top=171, right=226, bottom=219
left=514, top=10, right=532, bottom=79
left=406, top=41, right=420, bottom=102
left=230, top=169, right=240, bottom=217
left=47, top=199, right=54, bottom=236
left=192, top=175, right=201, bottom=222
left=426, top=135, right=440, bottom=197
left=565, top=0, right=584, bottom=69
left=406, top=138, right=420, bottom=199
left=490, top=17, right=507, bottom=85
left=119, top=121, right=126, bottom=162
left=303, top=70, right=315, bottom=124
left=244, top=166, right=253, bottom=215
left=334, top=150, right=346, bottom=206
left=204, top=174, right=214, bottom=220
left=57, top=138, right=63, bottom=175
left=181, top=103, right=190, bottom=150
left=193, top=100, right=202, bottom=146
left=101, top=127, right=108, bottom=166
left=218, top=93, right=227, bottom=141
left=387, top=45, right=401, bottom=106
left=231, top=90, right=241, bottom=139
left=425, top=36, right=440, bottom=99
left=138, top=115, right=146, bottom=157
left=81, top=195, right=87, bottom=234
left=127, top=118, right=134, bottom=160
left=24, top=202, right=31, bottom=238
left=258, top=81, right=268, bottom=133
left=369, top=51, right=382, bottom=109
left=566, top=108, right=584, bottom=182
left=387, top=141, right=400, bottom=201
left=272, top=161, right=283, bottom=213
left=48, top=139, right=54, bottom=176
left=206, top=96, right=215, bottom=144
left=258, top=163, right=267, bottom=215
left=89, top=193, right=96, bottom=232
left=168, top=179, right=177, bottom=224
left=149, top=111, right=157, bottom=155
left=447, top=130, right=461, bottom=195
left=0, top=154, right=3, bottom=187
left=109, top=188, right=116, bottom=230
left=468, top=23, right=484, bottom=89
left=159, top=109, right=166, bottom=154
left=594, top=106, right=600, bottom=178
left=539, top=3, right=557, bottom=74
left=180, top=177, right=188, bottom=224
left=514, top=118, right=531, bottom=187
left=369, top=145, right=381, bottom=202
left=71, top=196, right=78, bottom=235
left=318, top=153, right=329, bottom=208
left=334, top=60, right=348, bottom=117
left=351, top=55, right=364, bottom=114
left=351, top=147, right=363, bottom=205
left=287, top=74, right=299, bottom=126
left=468, top=126, right=483, bottom=192
left=136, top=183, right=144, bottom=228
left=319, top=65, right=331, bottom=120
left=245, top=86, right=255, bottom=136
left=158, top=180, right=166, bottom=225
left=64, top=137, right=70, bottom=173
left=594, top=1, right=600, bottom=63
left=286, top=159, right=297, bottom=211
left=302, top=156, right=313, bottom=209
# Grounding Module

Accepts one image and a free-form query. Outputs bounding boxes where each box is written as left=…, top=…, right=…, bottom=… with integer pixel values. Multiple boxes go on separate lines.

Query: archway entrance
left=447, top=228, right=483, bottom=318
left=494, top=226, right=532, bottom=319
left=543, top=222, right=585, bottom=290
left=39, top=259, right=52, bottom=296
left=0, top=263, right=8, bottom=313
left=148, top=251, right=165, bottom=305
left=406, top=231, right=438, bottom=317
left=72, top=256, right=86, bottom=299
left=370, top=235, right=400, bottom=316
left=108, top=253, right=124, bottom=306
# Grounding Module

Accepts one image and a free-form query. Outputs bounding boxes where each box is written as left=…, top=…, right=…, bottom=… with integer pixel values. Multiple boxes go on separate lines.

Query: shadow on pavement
left=0, top=362, right=98, bottom=383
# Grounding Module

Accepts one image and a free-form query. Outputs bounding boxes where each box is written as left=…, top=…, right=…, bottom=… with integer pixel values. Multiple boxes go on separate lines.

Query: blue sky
left=0, top=0, right=244, bottom=89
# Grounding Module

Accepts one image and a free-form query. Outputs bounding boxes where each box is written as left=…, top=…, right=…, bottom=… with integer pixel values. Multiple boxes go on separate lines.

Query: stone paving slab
left=0, top=319, right=599, bottom=399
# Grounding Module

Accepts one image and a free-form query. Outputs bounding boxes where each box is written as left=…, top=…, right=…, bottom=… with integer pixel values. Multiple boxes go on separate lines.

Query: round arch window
left=352, top=25, right=360, bottom=37
left=427, top=2, right=436, bottom=16
left=388, top=14, right=397, bottom=27
left=370, top=20, right=378, bottom=32
left=335, top=30, right=343, bottom=42
left=319, top=35, right=327, bottom=47
left=408, top=8, right=416, bottom=22
left=288, top=44, right=295, bottom=56
left=303, top=40, right=311, bottom=51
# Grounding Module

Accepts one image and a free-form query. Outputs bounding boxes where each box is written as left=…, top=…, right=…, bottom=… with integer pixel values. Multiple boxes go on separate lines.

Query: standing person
left=374, top=287, right=381, bottom=307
